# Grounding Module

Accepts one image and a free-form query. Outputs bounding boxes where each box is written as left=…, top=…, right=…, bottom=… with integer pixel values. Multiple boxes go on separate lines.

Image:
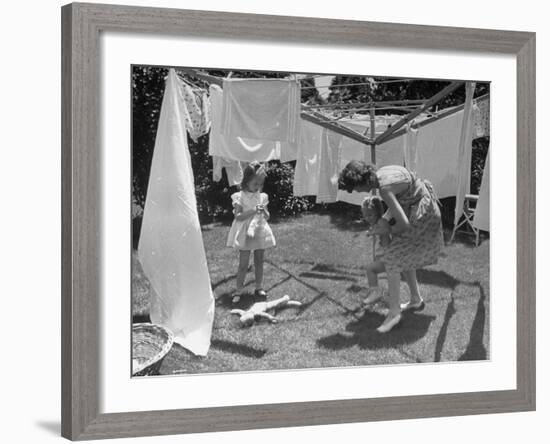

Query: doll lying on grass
left=361, top=196, right=392, bottom=306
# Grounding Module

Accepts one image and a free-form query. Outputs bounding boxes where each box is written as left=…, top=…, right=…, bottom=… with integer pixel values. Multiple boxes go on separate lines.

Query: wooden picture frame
left=61, top=2, right=535, bottom=440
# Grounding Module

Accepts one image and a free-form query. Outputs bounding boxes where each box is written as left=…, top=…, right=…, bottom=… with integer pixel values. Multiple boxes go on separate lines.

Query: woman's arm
left=379, top=188, right=411, bottom=234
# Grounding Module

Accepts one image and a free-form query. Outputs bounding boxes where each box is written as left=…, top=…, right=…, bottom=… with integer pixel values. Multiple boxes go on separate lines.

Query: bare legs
left=376, top=270, right=403, bottom=333
left=253, top=249, right=264, bottom=291
left=402, top=269, right=422, bottom=305
left=235, top=250, right=251, bottom=293
left=233, top=249, right=265, bottom=302
left=366, top=260, right=385, bottom=288
left=386, top=271, right=402, bottom=318
left=364, top=260, right=386, bottom=305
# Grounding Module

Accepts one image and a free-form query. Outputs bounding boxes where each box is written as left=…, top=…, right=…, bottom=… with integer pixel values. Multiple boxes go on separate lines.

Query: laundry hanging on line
left=335, top=120, right=405, bottom=206
left=473, top=150, right=490, bottom=231
left=403, top=123, right=419, bottom=172
left=454, top=82, right=477, bottom=227
left=138, top=69, right=215, bottom=357
left=473, top=96, right=490, bottom=139
left=212, top=156, right=243, bottom=186
left=221, top=77, right=301, bottom=143
left=209, top=84, right=299, bottom=167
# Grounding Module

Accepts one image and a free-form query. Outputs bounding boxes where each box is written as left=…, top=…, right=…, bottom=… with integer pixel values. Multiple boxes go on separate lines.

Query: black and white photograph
left=131, top=65, right=490, bottom=376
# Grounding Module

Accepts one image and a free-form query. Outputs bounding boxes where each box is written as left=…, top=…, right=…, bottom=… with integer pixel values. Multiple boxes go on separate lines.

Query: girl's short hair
left=338, top=160, right=377, bottom=192
left=362, top=195, right=384, bottom=220
left=240, top=161, right=267, bottom=191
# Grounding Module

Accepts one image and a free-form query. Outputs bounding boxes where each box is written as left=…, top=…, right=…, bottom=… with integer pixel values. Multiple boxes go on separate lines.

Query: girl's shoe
left=400, top=299, right=425, bottom=312
left=376, top=312, right=402, bottom=333
left=254, top=289, right=267, bottom=299
left=363, top=287, right=384, bottom=306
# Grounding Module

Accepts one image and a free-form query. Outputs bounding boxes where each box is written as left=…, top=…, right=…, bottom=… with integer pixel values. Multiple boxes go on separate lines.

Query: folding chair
left=450, top=194, right=481, bottom=246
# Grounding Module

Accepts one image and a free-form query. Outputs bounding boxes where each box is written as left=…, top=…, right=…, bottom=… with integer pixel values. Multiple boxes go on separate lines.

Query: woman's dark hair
left=240, top=161, right=267, bottom=191
left=338, top=160, right=377, bottom=193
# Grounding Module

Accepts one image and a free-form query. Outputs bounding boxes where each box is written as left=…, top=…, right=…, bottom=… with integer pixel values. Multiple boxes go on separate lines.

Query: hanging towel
left=212, top=156, right=243, bottom=186
left=336, top=121, right=405, bottom=206
left=454, top=82, right=477, bottom=227
left=179, top=79, right=211, bottom=142
left=473, top=97, right=490, bottom=138
left=293, top=120, right=324, bottom=196
left=473, top=150, right=490, bottom=231
left=316, top=129, right=343, bottom=203
left=138, top=69, right=215, bottom=357
left=411, top=110, right=464, bottom=199
left=403, top=123, right=419, bottom=172
left=221, top=78, right=301, bottom=143
left=209, top=85, right=294, bottom=162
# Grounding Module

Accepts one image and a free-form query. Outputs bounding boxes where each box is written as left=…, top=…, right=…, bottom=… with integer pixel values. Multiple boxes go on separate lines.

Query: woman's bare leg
left=386, top=271, right=402, bottom=319
left=402, top=269, right=422, bottom=304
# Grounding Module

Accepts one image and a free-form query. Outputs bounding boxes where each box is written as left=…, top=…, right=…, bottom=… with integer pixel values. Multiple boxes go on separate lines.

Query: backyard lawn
left=132, top=211, right=490, bottom=375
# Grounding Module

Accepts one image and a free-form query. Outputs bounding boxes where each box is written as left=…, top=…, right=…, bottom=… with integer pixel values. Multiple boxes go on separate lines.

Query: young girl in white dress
left=227, top=162, right=276, bottom=303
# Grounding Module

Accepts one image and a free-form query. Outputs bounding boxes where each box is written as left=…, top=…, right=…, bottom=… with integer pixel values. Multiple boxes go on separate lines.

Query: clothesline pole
left=370, top=105, right=377, bottom=262
left=369, top=107, right=376, bottom=165
left=375, top=81, right=464, bottom=145
left=300, top=111, right=373, bottom=145
left=375, top=93, right=490, bottom=145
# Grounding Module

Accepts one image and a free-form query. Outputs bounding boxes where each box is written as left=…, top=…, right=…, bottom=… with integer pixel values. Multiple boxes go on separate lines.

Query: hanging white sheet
left=454, top=82, right=476, bottom=227
left=336, top=121, right=405, bottom=206
left=403, top=123, right=419, bottom=172
left=413, top=110, right=464, bottom=199
left=473, top=150, right=490, bottom=231
left=293, top=120, right=325, bottom=197
left=222, top=78, right=301, bottom=143
left=316, top=129, right=343, bottom=203
left=138, top=69, right=215, bottom=356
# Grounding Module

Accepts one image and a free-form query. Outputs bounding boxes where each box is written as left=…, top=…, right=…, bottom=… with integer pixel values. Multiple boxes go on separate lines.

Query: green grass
left=132, top=212, right=490, bottom=375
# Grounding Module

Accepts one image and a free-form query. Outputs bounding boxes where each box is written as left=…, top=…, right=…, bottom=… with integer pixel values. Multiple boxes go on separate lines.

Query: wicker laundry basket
left=132, top=323, right=174, bottom=376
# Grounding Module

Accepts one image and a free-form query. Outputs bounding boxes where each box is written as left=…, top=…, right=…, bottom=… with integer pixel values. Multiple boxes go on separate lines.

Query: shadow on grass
left=132, top=314, right=151, bottom=324
left=211, top=339, right=267, bottom=359
left=299, top=271, right=357, bottom=282
left=311, top=263, right=366, bottom=277
left=317, top=310, right=436, bottom=351
left=416, top=269, right=461, bottom=290
left=458, top=283, right=488, bottom=361
left=215, top=291, right=267, bottom=310
left=433, top=293, right=457, bottom=362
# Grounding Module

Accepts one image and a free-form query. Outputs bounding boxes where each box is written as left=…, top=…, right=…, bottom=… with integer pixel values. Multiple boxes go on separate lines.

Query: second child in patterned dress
left=227, top=162, right=276, bottom=304
left=361, top=196, right=392, bottom=306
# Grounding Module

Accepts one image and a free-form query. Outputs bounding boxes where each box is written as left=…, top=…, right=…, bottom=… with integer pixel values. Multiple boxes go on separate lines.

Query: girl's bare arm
left=233, top=204, right=257, bottom=221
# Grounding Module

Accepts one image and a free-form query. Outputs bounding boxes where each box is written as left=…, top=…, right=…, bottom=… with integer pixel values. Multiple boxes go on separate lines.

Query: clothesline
left=298, top=76, right=417, bottom=85
left=301, top=80, right=415, bottom=90
left=303, top=99, right=426, bottom=109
